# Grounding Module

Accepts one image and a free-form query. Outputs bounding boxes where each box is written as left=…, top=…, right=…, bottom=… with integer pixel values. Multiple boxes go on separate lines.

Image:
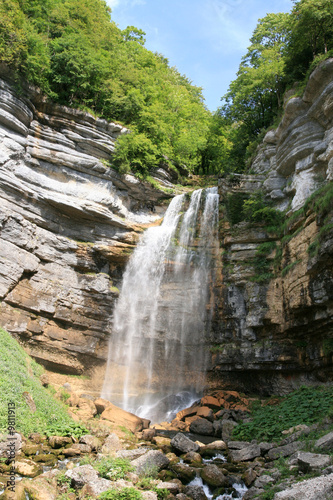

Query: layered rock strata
left=209, top=59, right=333, bottom=394
left=0, top=73, right=170, bottom=376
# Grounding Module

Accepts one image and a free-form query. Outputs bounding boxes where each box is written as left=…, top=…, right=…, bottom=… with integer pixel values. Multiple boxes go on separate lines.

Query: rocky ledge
left=0, top=73, right=172, bottom=380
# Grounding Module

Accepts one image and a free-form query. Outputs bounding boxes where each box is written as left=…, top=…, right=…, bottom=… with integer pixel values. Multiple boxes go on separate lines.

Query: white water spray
left=101, top=187, right=219, bottom=421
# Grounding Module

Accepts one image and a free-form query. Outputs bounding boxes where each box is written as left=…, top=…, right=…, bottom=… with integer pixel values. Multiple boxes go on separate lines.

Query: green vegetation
left=232, top=385, right=333, bottom=442
left=80, top=456, right=134, bottom=480
left=99, top=488, right=143, bottom=500
left=204, top=0, right=333, bottom=173
left=45, top=421, right=88, bottom=439
left=0, top=0, right=331, bottom=177
left=0, top=327, right=81, bottom=436
left=0, top=0, right=209, bottom=177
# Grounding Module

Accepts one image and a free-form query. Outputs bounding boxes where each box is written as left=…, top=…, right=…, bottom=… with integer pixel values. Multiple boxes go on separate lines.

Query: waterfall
left=101, top=187, right=219, bottom=421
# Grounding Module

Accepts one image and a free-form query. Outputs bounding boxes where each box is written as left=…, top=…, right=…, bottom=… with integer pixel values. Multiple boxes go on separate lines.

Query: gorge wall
left=0, top=69, right=171, bottom=379
left=209, top=58, right=333, bottom=395
left=0, top=59, right=332, bottom=397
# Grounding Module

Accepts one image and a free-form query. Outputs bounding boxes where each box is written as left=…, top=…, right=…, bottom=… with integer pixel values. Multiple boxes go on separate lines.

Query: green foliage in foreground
left=0, top=327, right=76, bottom=436
left=99, top=488, right=143, bottom=500
left=80, top=456, right=134, bottom=480
left=232, top=386, right=333, bottom=442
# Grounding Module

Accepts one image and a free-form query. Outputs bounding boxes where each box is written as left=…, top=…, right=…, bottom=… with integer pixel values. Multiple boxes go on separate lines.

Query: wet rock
left=171, top=433, right=200, bottom=454
left=315, top=431, right=333, bottom=451
left=189, top=418, right=214, bottom=436
left=201, top=440, right=227, bottom=451
left=48, top=436, right=72, bottom=449
left=153, top=436, right=172, bottom=449
left=63, top=447, right=81, bottom=457
left=33, top=453, right=57, bottom=466
left=65, top=464, right=98, bottom=488
left=201, top=464, right=227, bottom=487
left=131, top=450, right=170, bottom=475
left=183, top=452, right=202, bottom=466
left=18, top=474, right=58, bottom=500
left=243, top=467, right=257, bottom=486
left=176, top=406, right=201, bottom=422
left=171, top=463, right=197, bottom=483
left=184, top=484, right=208, bottom=500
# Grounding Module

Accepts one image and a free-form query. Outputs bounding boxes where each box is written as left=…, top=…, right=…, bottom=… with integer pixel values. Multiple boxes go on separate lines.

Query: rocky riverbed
left=1, top=388, right=333, bottom=500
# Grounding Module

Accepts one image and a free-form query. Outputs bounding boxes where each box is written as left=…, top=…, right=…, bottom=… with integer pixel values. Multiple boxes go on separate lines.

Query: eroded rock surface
left=0, top=75, right=170, bottom=379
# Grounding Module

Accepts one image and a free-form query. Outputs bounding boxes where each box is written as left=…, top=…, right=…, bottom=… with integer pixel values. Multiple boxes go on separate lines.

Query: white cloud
left=108, top=0, right=120, bottom=8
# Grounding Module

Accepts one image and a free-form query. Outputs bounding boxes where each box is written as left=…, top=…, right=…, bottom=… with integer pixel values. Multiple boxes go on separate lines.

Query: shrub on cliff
left=0, top=327, right=79, bottom=436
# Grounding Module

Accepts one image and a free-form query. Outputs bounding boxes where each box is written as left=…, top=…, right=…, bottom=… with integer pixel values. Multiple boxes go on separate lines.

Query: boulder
left=274, top=472, right=333, bottom=500
left=201, top=464, right=227, bottom=487
left=200, top=396, right=220, bottom=409
left=221, top=420, right=238, bottom=442
left=131, top=450, right=170, bottom=475
left=229, top=444, right=261, bottom=463
left=117, top=448, right=149, bottom=461
left=171, top=433, right=200, bottom=454
left=79, top=434, right=101, bottom=451
left=94, top=397, right=112, bottom=414
left=183, top=451, right=202, bottom=466
left=176, top=405, right=201, bottom=421
left=156, top=481, right=181, bottom=494
left=101, top=433, right=121, bottom=454
left=196, top=407, right=214, bottom=422
left=17, top=474, right=58, bottom=500
left=315, top=431, right=333, bottom=451
left=171, top=463, right=197, bottom=482
left=297, top=451, right=331, bottom=473
left=66, top=464, right=113, bottom=495
left=142, top=428, right=156, bottom=441
left=189, top=418, right=214, bottom=436
left=267, top=441, right=304, bottom=460
left=243, top=467, right=257, bottom=486
left=101, top=403, right=143, bottom=433
left=75, top=398, right=97, bottom=420
left=184, top=485, right=208, bottom=500
left=15, top=459, right=42, bottom=477
left=48, top=436, right=72, bottom=449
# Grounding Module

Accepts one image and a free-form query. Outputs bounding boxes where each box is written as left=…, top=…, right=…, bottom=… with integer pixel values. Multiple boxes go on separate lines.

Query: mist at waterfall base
left=102, top=188, right=219, bottom=422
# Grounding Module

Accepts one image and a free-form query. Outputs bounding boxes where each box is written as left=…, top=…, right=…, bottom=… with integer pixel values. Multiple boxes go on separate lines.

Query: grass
left=80, top=456, right=134, bottom=480
left=232, top=385, right=333, bottom=442
left=0, top=327, right=80, bottom=436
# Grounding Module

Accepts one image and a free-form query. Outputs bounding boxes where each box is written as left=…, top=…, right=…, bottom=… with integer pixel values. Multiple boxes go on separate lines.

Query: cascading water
left=101, top=187, right=219, bottom=421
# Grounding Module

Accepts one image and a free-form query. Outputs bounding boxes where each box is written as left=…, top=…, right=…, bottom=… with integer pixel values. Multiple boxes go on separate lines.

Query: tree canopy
left=0, top=0, right=210, bottom=176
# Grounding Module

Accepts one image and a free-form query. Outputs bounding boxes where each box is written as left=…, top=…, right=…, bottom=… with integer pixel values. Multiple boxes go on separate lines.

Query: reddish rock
left=176, top=405, right=201, bottom=421
left=196, top=406, right=214, bottom=422
left=94, top=397, right=112, bottom=414
left=101, top=403, right=143, bottom=433
left=201, top=396, right=220, bottom=410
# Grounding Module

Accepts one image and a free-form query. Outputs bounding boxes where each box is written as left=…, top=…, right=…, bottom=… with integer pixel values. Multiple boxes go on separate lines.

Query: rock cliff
left=209, top=58, right=333, bottom=394
left=0, top=72, right=170, bottom=377
left=0, top=59, right=332, bottom=397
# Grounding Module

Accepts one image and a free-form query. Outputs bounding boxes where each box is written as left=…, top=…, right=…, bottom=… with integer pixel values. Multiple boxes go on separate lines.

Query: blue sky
left=106, top=0, right=292, bottom=112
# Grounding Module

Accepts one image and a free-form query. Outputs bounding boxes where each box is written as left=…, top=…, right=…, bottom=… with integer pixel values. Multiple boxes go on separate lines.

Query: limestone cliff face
left=209, top=59, right=333, bottom=394
left=0, top=74, right=170, bottom=375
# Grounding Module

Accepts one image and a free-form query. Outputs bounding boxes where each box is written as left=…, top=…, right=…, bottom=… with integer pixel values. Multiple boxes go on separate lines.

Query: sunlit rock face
left=0, top=74, right=169, bottom=377
left=209, top=59, right=333, bottom=395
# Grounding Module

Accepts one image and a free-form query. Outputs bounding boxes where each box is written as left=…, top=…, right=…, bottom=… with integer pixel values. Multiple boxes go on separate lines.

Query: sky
left=106, top=0, right=292, bottom=112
